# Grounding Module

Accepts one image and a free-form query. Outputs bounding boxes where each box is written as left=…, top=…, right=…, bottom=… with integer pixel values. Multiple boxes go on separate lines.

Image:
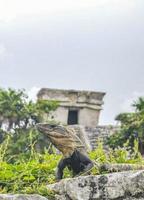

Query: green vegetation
left=107, top=97, right=144, bottom=154
left=0, top=137, right=144, bottom=198
left=0, top=88, right=144, bottom=198
left=0, top=88, right=59, bottom=155
left=0, top=88, right=60, bottom=198
left=0, top=88, right=58, bottom=131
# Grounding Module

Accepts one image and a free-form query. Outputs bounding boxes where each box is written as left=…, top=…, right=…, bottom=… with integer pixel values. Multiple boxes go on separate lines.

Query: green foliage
left=0, top=134, right=71, bottom=198
left=133, top=97, right=144, bottom=112
left=115, top=113, right=136, bottom=126
left=0, top=88, right=59, bottom=155
left=0, top=155, right=59, bottom=198
left=0, top=88, right=144, bottom=197
left=0, top=137, right=144, bottom=197
left=4, top=128, right=52, bottom=162
left=36, top=99, right=59, bottom=114
left=90, top=139, right=143, bottom=165
left=107, top=96, right=144, bottom=154
left=0, top=88, right=59, bottom=130
left=90, top=141, right=107, bottom=163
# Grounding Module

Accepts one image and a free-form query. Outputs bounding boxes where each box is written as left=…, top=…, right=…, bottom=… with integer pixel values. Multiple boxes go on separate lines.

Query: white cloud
left=121, top=92, right=144, bottom=112
left=27, top=86, right=40, bottom=102
left=0, top=0, right=136, bottom=23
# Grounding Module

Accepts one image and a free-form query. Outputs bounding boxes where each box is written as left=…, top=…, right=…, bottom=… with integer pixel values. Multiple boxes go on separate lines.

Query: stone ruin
left=37, top=88, right=105, bottom=127
left=37, top=88, right=118, bottom=150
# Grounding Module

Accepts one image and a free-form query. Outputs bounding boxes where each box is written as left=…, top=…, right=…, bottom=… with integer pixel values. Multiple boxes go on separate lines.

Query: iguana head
left=36, top=123, right=85, bottom=157
left=36, top=123, right=67, bottom=135
left=36, top=123, right=77, bottom=157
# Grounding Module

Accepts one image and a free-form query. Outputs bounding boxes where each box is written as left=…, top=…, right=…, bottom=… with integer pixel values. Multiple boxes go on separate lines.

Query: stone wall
left=85, top=125, right=119, bottom=150
left=71, top=125, right=119, bottom=150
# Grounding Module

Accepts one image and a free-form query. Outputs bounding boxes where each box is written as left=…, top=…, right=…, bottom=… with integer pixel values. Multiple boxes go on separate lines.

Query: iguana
left=36, top=123, right=94, bottom=180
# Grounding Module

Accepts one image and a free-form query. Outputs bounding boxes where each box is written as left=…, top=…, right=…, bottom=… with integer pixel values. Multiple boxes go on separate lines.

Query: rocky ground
left=1, top=170, right=144, bottom=200
left=47, top=170, right=144, bottom=200
left=0, top=194, right=47, bottom=200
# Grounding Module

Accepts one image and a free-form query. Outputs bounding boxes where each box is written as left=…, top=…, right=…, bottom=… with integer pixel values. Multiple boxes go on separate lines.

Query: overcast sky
left=0, top=0, right=144, bottom=125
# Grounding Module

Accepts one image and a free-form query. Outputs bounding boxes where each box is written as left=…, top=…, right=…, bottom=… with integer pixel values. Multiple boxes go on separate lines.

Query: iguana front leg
left=55, top=158, right=67, bottom=181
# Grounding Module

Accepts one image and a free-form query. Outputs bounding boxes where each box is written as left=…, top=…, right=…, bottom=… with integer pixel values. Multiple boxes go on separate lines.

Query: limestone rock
left=0, top=194, right=48, bottom=200
left=47, top=170, right=144, bottom=200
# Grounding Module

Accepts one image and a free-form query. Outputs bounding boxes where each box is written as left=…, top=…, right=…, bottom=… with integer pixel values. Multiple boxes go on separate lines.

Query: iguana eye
left=50, top=124, right=56, bottom=128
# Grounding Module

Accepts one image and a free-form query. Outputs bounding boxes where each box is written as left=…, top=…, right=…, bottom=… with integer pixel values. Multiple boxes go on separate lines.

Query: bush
left=90, top=139, right=143, bottom=164
left=0, top=133, right=144, bottom=198
left=0, top=152, right=60, bottom=198
left=107, top=97, right=144, bottom=154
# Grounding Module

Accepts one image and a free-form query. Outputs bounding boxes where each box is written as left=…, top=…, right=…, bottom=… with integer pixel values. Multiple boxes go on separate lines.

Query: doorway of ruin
left=67, top=110, right=78, bottom=125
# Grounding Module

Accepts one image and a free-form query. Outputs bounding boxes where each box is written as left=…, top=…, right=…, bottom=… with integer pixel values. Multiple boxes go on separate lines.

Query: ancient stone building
left=37, top=88, right=105, bottom=127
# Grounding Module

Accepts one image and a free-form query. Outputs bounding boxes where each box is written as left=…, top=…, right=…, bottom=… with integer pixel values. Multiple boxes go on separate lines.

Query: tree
left=107, top=97, right=144, bottom=155
left=0, top=88, right=59, bottom=158
left=0, top=88, right=26, bottom=130
left=133, top=97, right=144, bottom=112
left=0, top=88, right=59, bottom=130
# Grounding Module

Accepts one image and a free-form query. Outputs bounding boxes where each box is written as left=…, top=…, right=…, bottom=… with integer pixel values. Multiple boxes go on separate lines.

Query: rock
left=47, top=170, right=144, bottom=200
left=100, top=163, right=144, bottom=173
left=0, top=194, right=48, bottom=200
